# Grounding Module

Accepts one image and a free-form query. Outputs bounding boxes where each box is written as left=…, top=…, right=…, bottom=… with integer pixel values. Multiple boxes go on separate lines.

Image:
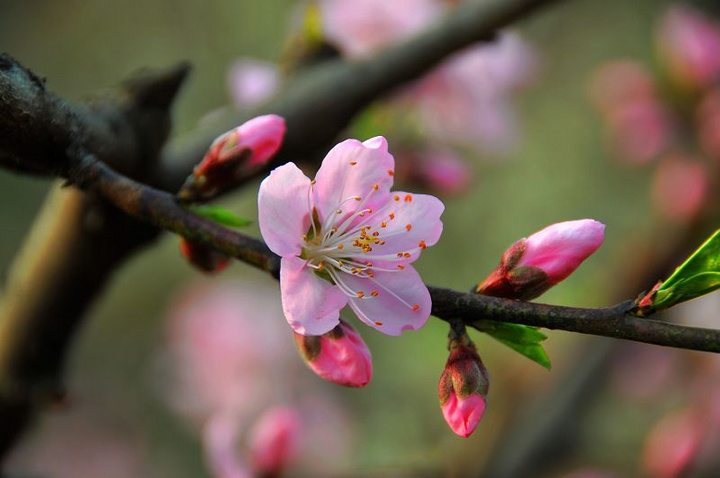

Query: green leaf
left=475, top=321, right=551, bottom=370
left=190, top=205, right=253, bottom=228
left=653, top=229, right=720, bottom=309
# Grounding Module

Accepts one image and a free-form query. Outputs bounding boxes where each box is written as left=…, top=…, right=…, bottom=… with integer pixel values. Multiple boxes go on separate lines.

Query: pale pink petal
left=227, top=59, right=280, bottom=108
left=441, top=392, right=486, bottom=438
left=312, top=137, right=395, bottom=221
left=258, top=163, right=312, bottom=257
left=343, top=266, right=431, bottom=335
left=280, top=256, right=349, bottom=335
left=359, top=192, right=444, bottom=262
left=589, top=60, right=658, bottom=116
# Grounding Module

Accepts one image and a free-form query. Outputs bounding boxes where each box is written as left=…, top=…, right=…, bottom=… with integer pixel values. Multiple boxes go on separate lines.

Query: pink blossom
left=657, top=5, right=720, bottom=90
left=258, top=136, right=444, bottom=336
left=318, top=0, right=442, bottom=59
left=164, top=281, right=294, bottom=423
left=696, top=88, right=720, bottom=160
left=651, top=154, right=708, bottom=223
left=294, top=319, right=372, bottom=387
left=227, top=58, right=280, bottom=108
left=180, top=115, right=286, bottom=200
left=395, top=149, right=473, bottom=195
left=413, top=33, right=537, bottom=152
left=589, top=61, right=674, bottom=164
left=477, top=219, right=605, bottom=300
left=642, top=408, right=704, bottom=478
left=203, top=412, right=253, bottom=478
left=248, top=407, right=301, bottom=476
left=438, top=334, right=489, bottom=438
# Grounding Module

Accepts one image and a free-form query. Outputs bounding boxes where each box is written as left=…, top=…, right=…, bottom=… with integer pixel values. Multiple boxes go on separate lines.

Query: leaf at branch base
left=653, top=229, right=720, bottom=310
left=189, top=205, right=253, bottom=228
left=474, top=321, right=551, bottom=370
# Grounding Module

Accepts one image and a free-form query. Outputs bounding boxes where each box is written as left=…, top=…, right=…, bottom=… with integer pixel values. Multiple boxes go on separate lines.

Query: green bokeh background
left=0, top=0, right=712, bottom=476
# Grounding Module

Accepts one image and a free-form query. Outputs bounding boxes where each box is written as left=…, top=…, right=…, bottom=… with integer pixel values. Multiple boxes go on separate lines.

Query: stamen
left=394, top=195, right=400, bottom=201
left=356, top=291, right=365, bottom=298
left=405, top=194, right=413, bottom=202
left=349, top=161, right=357, bottom=166
left=388, top=169, right=394, bottom=176
left=397, top=265, right=405, bottom=270
left=412, top=304, right=420, bottom=312
left=406, top=224, right=412, bottom=231
left=371, top=290, right=379, bottom=297
left=375, top=321, right=383, bottom=326
left=419, top=240, right=426, bottom=249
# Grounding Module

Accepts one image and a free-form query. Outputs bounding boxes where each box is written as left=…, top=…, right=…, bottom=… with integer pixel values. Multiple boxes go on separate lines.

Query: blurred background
left=1, top=0, right=720, bottom=476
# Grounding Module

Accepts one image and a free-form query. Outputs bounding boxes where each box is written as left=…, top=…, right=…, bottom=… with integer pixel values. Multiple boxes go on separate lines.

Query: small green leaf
left=653, top=229, right=720, bottom=309
left=474, top=321, right=551, bottom=370
left=190, top=205, right=253, bottom=228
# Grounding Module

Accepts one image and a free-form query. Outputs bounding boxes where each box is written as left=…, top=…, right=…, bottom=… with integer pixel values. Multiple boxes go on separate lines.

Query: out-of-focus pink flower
left=258, top=136, right=444, bottom=336
left=477, top=219, right=605, bottom=300
left=179, top=237, right=231, bottom=273
left=203, top=412, right=252, bottom=478
left=438, top=333, right=489, bottom=438
left=590, top=61, right=675, bottom=164
left=657, top=5, right=720, bottom=90
left=697, top=88, right=720, bottom=160
left=227, top=59, right=280, bottom=108
left=395, top=149, right=473, bottom=195
left=248, top=407, right=301, bottom=476
left=165, top=281, right=293, bottom=423
left=413, top=33, right=537, bottom=152
left=294, top=319, right=372, bottom=387
left=180, top=115, right=287, bottom=200
left=4, top=407, right=151, bottom=478
left=642, top=408, right=704, bottom=478
left=610, top=344, right=678, bottom=401
left=318, top=0, right=442, bottom=59
left=651, top=154, right=708, bottom=223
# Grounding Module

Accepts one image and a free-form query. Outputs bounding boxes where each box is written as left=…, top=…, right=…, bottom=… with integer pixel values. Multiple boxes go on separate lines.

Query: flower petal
left=280, top=256, right=349, bottom=335
left=312, top=137, right=395, bottom=222
left=342, top=266, right=431, bottom=336
left=352, top=191, right=444, bottom=262
left=258, top=163, right=312, bottom=257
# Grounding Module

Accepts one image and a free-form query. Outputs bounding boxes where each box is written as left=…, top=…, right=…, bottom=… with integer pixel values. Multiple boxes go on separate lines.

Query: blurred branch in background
left=0, top=0, right=565, bottom=462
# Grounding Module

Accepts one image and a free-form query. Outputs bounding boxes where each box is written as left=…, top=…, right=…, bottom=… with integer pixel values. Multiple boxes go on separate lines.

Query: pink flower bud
left=477, top=219, right=605, bottom=300
left=294, top=319, right=372, bottom=388
left=179, top=237, right=231, bottom=273
left=438, top=334, right=489, bottom=438
left=180, top=115, right=286, bottom=200
left=248, top=407, right=301, bottom=477
left=657, top=5, right=720, bottom=90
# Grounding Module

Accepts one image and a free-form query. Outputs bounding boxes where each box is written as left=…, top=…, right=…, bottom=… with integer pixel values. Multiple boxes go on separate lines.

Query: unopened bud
left=248, top=407, right=301, bottom=477
left=294, top=319, right=372, bottom=387
left=179, top=237, right=231, bottom=273
left=179, top=114, right=286, bottom=200
left=438, top=333, right=489, bottom=438
left=477, top=219, right=605, bottom=300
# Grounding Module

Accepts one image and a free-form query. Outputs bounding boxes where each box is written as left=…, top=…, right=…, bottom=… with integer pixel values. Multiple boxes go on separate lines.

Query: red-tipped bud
left=477, top=219, right=605, bottom=300
left=180, top=115, right=286, bottom=200
left=248, top=407, right=301, bottom=477
left=179, top=237, right=231, bottom=273
left=438, top=334, right=489, bottom=438
left=294, top=319, right=372, bottom=387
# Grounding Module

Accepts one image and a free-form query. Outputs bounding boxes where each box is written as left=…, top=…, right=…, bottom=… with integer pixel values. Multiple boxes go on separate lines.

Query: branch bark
left=74, top=158, right=720, bottom=354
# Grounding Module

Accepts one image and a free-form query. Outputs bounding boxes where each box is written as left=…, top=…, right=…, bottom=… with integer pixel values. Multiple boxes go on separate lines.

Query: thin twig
left=76, top=158, right=720, bottom=354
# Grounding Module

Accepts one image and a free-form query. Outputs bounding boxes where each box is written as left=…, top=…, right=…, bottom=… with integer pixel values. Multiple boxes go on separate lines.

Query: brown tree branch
left=73, top=157, right=720, bottom=354
left=0, top=56, right=189, bottom=458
